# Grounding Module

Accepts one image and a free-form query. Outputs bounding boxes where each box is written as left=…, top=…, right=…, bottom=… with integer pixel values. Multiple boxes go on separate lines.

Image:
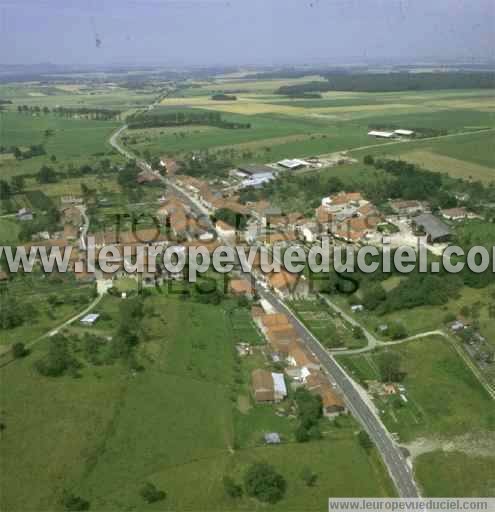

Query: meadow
left=337, top=336, right=495, bottom=442
left=0, top=291, right=395, bottom=511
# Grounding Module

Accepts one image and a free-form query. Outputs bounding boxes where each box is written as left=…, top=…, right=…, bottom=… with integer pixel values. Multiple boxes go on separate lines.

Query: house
left=16, top=208, right=33, bottom=221
left=63, top=223, right=79, bottom=241
left=216, top=220, right=236, bottom=239
left=80, top=313, right=100, bottom=326
left=320, top=386, right=346, bottom=418
left=305, top=371, right=346, bottom=418
left=321, top=192, right=368, bottom=216
left=441, top=207, right=469, bottom=221
left=267, top=271, right=305, bottom=298
left=264, top=432, right=281, bottom=444
left=230, top=278, right=254, bottom=296
left=287, top=342, right=320, bottom=371
left=413, top=214, right=451, bottom=243
left=137, top=171, right=161, bottom=184
left=159, top=158, right=179, bottom=175
left=390, top=200, right=425, bottom=216
left=251, top=370, right=287, bottom=403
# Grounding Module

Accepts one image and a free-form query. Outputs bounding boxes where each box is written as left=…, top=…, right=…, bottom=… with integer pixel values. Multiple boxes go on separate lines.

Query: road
left=0, top=294, right=103, bottom=368
left=108, top=119, right=422, bottom=497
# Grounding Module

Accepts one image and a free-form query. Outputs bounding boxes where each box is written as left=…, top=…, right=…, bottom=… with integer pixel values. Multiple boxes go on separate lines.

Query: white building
left=368, top=130, right=396, bottom=139
left=271, top=372, right=288, bottom=401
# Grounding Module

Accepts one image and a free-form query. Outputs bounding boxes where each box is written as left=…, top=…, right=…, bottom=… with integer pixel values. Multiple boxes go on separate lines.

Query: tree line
left=16, top=104, right=122, bottom=120
left=127, top=109, right=251, bottom=130
left=276, top=72, right=495, bottom=94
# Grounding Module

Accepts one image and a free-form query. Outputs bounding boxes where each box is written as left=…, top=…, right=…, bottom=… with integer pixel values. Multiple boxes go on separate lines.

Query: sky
left=0, top=0, right=493, bottom=67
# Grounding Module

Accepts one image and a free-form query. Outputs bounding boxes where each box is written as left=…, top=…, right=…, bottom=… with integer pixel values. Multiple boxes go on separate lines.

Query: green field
left=414, top=451, right=495, bottom=497
left=0, top=292, right=394, bottom=511
left=0, top=274, right=95, bottom=347
left=338, top=336, right=495, bottom=496
left=0, top=111, right=122, bottom=178
left=338, top=337, right=495, bottom=442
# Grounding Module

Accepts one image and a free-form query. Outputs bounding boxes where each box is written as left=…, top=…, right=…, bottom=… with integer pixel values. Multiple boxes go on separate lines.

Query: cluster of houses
left=250, top=306, right=347, bottom=419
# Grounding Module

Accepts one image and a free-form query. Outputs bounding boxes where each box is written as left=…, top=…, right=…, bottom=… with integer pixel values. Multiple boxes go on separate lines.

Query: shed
left=264, top=432, right=281, bottom=444
left=80, top=313, right=100, bottom=325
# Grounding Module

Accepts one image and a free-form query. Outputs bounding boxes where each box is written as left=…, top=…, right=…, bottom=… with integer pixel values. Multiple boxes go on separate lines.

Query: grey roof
left=414, top=214, right=451, bottom=241
left=237, top=164, right=274, bottom=176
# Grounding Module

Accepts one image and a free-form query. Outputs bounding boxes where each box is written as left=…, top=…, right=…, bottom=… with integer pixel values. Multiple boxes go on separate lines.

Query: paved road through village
left=109, top=123, right=421, bottom=497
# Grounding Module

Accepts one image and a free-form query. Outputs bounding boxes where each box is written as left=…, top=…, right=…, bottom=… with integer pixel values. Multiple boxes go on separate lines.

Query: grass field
left=330, top=281, right=495, bottom=343
left=0, top=292, right=395, bottom=510
left=128, top=89, right=495, bottom=176
left=0, top=217, right=20, bottom=245
left=414, top=451, right=495, bottom=497
left=0, top=111, right=122, bottom=178
left=338, top=336, right=495, bottom=442
left=0, top=275, right=95, bottom=347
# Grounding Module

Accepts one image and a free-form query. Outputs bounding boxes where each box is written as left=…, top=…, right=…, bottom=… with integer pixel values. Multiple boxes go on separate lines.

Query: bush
left=139, top=482, right=166, bottom=503
left=358, top=430, right=373, bottom=451
left=12, top=342, right=27, bottom=359
left=300, top=466, right=318, bottom=487
left=244, top=463, right=286, bottom=504
left=223, top=476, right=243, bottom=498
left=62, top=492, right=90, bottom=511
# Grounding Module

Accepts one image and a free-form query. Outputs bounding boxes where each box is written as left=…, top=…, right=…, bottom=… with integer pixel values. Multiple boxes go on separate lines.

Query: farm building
left=16, top=208, right=33, bottom=221
left=441, top=207, right=470, bottom=221
left=251, top=369, right=287, bottom=403
left=413, top=213, right=451, bottom=243
left=236, top=164, right=275, bottom=179
left=80, top=313, right=100, bottom=326
left=368, top=130, right=395, bottom=139
left=277, top=158, right=308, bottom=170
left=394, top=129, right=415, bottom=136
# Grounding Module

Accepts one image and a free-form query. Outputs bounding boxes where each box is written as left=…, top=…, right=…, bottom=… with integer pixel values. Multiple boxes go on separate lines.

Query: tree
left=62, top=492, right=90, bottom=511
left=11, top=175, right=25, bottom=192
left=0, top=180, right=11, bottom=200
left=1, top=296, right=24, bottom=329
left=388, top=322, right=408, bottom=340
left=12, top=342, right=27, bottom=359
left=352, top=326, right=365, bottom=340
left=223, top=476, right=243, bottom=498
left=300, top=466, right=318, bottom=487
left=37, top=165, right=58, bottom=184
left=35, top=335, right=80, bottom=377
left=139, top=482, right=166, bottom=504
left=244, top=463, right=286, bottom=504
left=363, top=155, right=375, bottom=166
left=295, top=423, right=310, bottom=443
left=358, top=430, right=373, bottom=451
left=378, top=351, right=403, bottom=383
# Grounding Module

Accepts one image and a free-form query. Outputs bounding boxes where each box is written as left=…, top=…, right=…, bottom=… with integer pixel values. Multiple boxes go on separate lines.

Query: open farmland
left=0, top=111, right=122, bottom=178
left=0, top=292, right=394, bottom=511
left=126, top=85, right=495, bottom=176
left=337, top=336, right=495, bottom=496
